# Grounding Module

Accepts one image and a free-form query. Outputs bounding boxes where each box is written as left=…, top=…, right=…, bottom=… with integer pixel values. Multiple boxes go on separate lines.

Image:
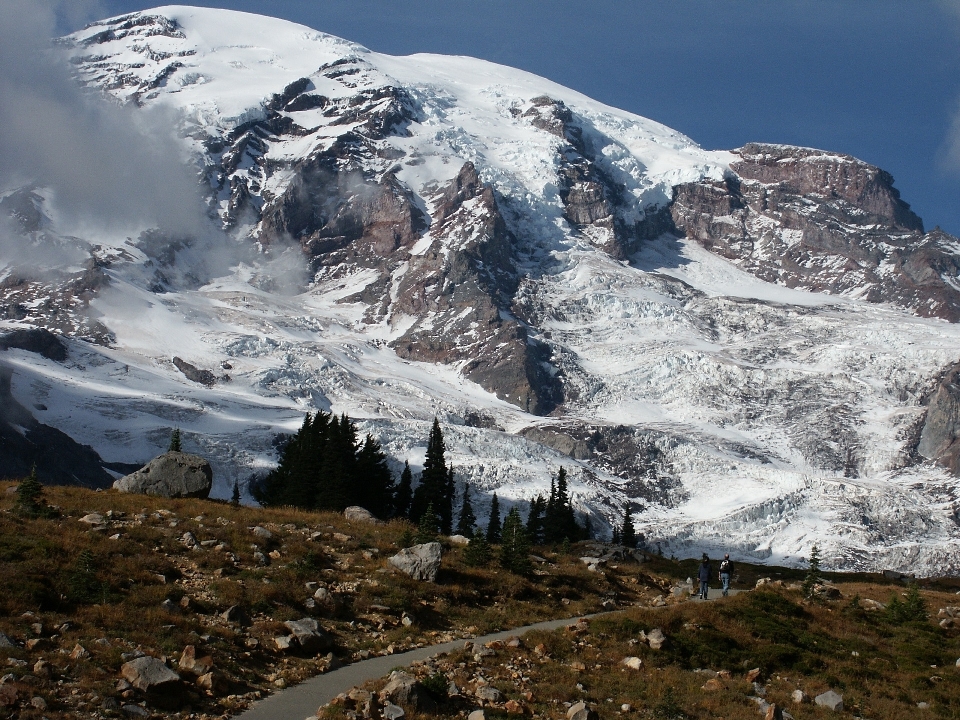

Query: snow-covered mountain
left=2, top=6, right=960, bottom=574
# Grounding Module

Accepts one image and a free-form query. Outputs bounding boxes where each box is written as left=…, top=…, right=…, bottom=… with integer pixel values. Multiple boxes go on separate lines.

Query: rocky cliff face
left=670, top=143, right=960, bottom=322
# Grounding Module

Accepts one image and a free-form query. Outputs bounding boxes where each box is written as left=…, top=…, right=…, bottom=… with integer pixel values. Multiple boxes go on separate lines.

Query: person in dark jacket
left=719, top=553, right=734, bottom=596
left=697, top=554, right=711, bottom=599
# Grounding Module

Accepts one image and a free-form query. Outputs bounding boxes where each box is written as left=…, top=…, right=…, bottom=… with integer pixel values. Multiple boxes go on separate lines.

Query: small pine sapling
left=169, top=428, right=182, bottom=452
left=463, top=533, right=492, bottom=568
left=802, top=544, right=823, bottom=599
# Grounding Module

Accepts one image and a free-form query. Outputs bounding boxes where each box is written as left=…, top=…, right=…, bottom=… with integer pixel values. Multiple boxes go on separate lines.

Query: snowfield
left=1, top=6, right=959, bottom=576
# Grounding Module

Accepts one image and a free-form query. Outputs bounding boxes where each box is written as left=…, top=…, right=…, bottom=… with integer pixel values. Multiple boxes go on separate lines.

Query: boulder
left=380, top=671, right=437, bottom=712
left=567, top=701, right=599, bottom=720
left=283, top=618, right=333, bottom=654
left=383, top=704, right=405, bottom=720
left=791, top=689, right=810, bottom=704
left=622, top=656, right=642, bottom=670
left=344, top=506, right=382, bottom=524
left=120, top=656, right=180, bottom=692
left=646, top=628, right=667, bottom=650
left=114, top=452, right=212, bottom=499
left=177, top=645, right=213, bottom=676
left=814, top=690, right=843, bottom=712
left=476, top=686, right=502, bottom=703
left=389, top=542, right=442, bottom=582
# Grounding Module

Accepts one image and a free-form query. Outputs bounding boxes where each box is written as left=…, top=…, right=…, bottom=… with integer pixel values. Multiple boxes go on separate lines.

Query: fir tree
left=456, top=483, right=477, bottom=538
left=621, top=508, right=636, bottom=549
left=356, top=433, right=395, bottom=518
left=612, top=526, right=621, bottom=545
left=411, top=418, right=453, bottom=533
left=526, top=494, right=545, bottom=545
left=14, top=466, right=45, bottom=517
left=544, top=467, right=577, bottom=544
left=499, top=507, right=532, bottom=576
left=415, top=503, right=440, bottom=544
left=394, top=461, right=413, bottom=519
left=168, top=428, right=182, bottom=452
left=463, top=533, right=492, bottom=567
left=803, top=545, right=824, bottom=598
left=486, top=492, right=502, bottom=544
left=231, top=479, right=241, bottom=506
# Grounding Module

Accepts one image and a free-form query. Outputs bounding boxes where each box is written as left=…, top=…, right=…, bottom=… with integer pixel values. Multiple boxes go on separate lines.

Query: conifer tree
left=168, top=428, right=182, bottom=452
left=544, top=467, right=577, bottom=544
left=612, top=526, right=621, bottom=545
left=415, top=503, right=440, bottom=544
left=456, top=483, right=477, bottom=538
left=411, top=418, right=453, bottom=532
left=621, top=508, right=636, bottom=549
left=526, top=494, right=545, bottom=545
left=356, top=433, right=395, bottom=518
left=14, top=466, right=45, bottom=517
left=803, top=544, right=824, bottom=598
left=463, top=532, right=492, bottom=567
left=486, top=492, right=502, bottom=544
left=499, top=507, right=531, bottom=576
left=394, top=461, right=413, bottom=519
left=231, top=479, right=241, bottom=506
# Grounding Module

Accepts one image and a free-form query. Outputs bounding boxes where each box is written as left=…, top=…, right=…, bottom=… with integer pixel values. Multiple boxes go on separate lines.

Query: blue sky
left=83, top=1, right=960, bottom=235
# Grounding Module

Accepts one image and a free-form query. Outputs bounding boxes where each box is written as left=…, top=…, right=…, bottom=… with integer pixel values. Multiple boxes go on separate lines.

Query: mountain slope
left=1, top=6, right=959, bottom=574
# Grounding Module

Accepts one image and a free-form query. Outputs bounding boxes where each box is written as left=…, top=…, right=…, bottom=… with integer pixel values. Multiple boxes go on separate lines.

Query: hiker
left=719, top=553, right=733, bottom=597
left=697, top=554, right=711, bottom=599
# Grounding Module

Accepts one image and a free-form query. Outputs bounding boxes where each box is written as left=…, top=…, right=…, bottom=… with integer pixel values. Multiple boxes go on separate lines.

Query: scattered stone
left=160, top=598, right=177, bottom=613
left=30, top=695, right=47, bottom=710
left=120, top=655, right=180, bottom=692
left=622, top=656, right=642, bottom=670
left=102, top=696, right=120, bottom=711
left=476, top=686, right=502, bottom=703
left=70, top=643, right=90, bottom=660
left=114, top=452, right=213, bottom=499
left=505, top=699, right=525, bottom=714
left=756, top=577, right=772, bottom=587
left=181, top=531, right=198, bottom=548
left=250, top=525, right=273, bottom=539
left=448, top=534, right=470, bottom=545
left=811, top=583, right=842, bottom=600
left=273, top=636, right=293, bottom=652
left=918, top=701, right=930, bottom=709
left=862, top=598, right=886, bottom=611
left=0, top=633, right=14, bottom=648
left=646, top=628, right=667, bottom=650
left=381, top=701, right=405, bottom=719
left=388, top=542, right=442, bottom=582
left=344, top=506, right=382, bottom=524
left=814, top=690, right=843, bottom=712
left=197, top=670, right=226, bottom=693
left=468, top=711, right=486, bottom=720
left=268, top=549, right=282, bottom=560
left=702, top=678, right=723, bottom=691
left=567, top=700, right=599, bottom=720
left=178, top=645, right=213, bottom=676
left=284, top=618, right=333, bottom=654
left=380, top=671, right=436, bottom=712
left=121, top=703, right=150, bottom=717
left=746, top=668, right=762, bottom=683
left=764, top=704, right=783, bottom=720
left=220, top=605, right=249, bottom=625
left=791, top=689, right=810, bottom=704
left=80, top=513, right=106, bottom=525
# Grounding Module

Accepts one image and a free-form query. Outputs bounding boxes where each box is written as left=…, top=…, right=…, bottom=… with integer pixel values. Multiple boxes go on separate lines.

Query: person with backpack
left=719, top=553, right=733, bottom=597
left=697, top=554, right=711, bottom=599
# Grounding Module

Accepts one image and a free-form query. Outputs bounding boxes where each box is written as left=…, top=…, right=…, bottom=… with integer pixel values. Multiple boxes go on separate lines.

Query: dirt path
left=236, top=588, right=746, bottom=720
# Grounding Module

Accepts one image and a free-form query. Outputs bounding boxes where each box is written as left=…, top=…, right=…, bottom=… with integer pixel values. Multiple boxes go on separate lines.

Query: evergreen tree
left=580, top=513, right=593, bottom=541
left=356, top=433, right=395, bottom=518
left=456, top=483, right=477, bottom=538
left=526, top=494, right=545, bottom=545
left=499, top=507, right=532, bottom=576
left=463, top=533, right=492, bottom=567
left=621, top=508, right=636, bottom=549
left=168, top=428, right=182, bottom=452
left=611, top=526, right=621, bottom=545
left=14, top=466, right=45, bottom=517
left=411, top=418, right=453, bottom=533
left=415, top=503, right=440, bottom=544
left=394, top=461, right=413, bottom=519
left=803, top=545, right=824, bottom=598
left=231, top=479, right=241, bottom=506
left=486, top=492, right=502, bottom=544
left=315, top=414, right=358, bottom=511
left=544, top=467, right=577, bottom=544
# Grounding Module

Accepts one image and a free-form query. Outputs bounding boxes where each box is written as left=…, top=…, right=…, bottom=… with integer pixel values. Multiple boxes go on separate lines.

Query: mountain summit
left=2, top=6, right=960, bottom=573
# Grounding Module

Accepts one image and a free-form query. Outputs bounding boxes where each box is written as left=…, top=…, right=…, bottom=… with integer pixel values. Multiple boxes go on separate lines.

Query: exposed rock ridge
left=670, top=142, right=960, bottom=321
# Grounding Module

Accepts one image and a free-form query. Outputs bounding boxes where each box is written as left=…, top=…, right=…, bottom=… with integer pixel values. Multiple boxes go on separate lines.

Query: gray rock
left=791, top=689, right=809, bottom=704
left=814, top=690, right=843, bottom=712
left=468, top=712, right=486, bottom=720
left=283, top=618, right=333, bottom=654
left=114, top=452, right=212, bottom=499
left=119, top=656, right=180, bottom=692
left=251, top=526, right=273, bottom=539
left=476, top=686, right=501, bottom=703
left=567, top=701, right=599, bottom=720
left=389, top=542, right=442, bottom=582
left=382, top=702, right=405, bottom=720
left=380, top=671, right=437, bottom=712
left=344, top=506, right=382, bottom=524
left=0, top=633, right=14, bottom=648
left=121, top=704, right=150, bottom=717
left=646, top=627, right=667, bottom=650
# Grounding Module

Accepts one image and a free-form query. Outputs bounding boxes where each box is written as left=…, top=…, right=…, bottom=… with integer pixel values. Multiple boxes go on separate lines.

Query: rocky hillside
left=1, top=7, right=960, bottom=573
